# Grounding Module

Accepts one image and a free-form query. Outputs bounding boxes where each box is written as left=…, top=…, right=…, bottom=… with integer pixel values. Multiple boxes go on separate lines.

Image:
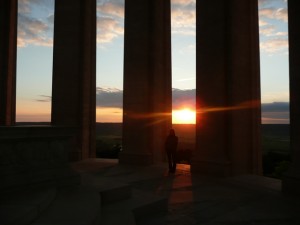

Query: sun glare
left=172, top=108, right=196, bottom=124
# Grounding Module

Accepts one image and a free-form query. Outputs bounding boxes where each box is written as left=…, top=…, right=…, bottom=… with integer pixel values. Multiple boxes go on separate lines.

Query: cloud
left=261, top=102, right=289, bottom=124
left=172, top=88, right=195, bottom=110
left=95, top=87, right=197, bottom=110
left=18, top=0, right=288, bottom=57
left=18, top=0, right=54, bottom=13
left=95, top=87, right=289, bottom=110
left=259, top=0, right=287, bottom=7
left=262, top=91, right=289, bottom=103
left=259, top=25, right=276, bottom=36
left=259, top=19, right=269, bottom=27
left=96, top=87, right=123, bottom=108
left=259, top=7, right=288, bottom=22
left=96, top=0, right=124, bottom=45
left=18, top=0, right=125, bottom=47
left=96, top=0, right=197, bottom=43
left=178, top=44, right=196, bottom=55
left=259, top=7, right=276, bottom=18
left=258, top=2, right=288, bottom=56
left=97, top=16, right=124, bottom=44
left=261, top=115, right=289, bottom=124
left=261, top=102, right=289, bottom=112
left=18, top=0, right=32, bottom=13
left=171, top=0, right=196, bottom=36
left=274, top=8, right=288, bottom=22
left=275, top=32, right=288, bottom=36
left=172, top=0, right=195, bottom=5
left=260, top=37, right=288, bottom=53
left=97, top=1, right=124, bottom=18
left=17, top=0, right=54, bottom=47
left=258, top=1, right=288, bottom=55
left=172, top=90, right=290, bottom=124
left=47, top=14, right=54, bottom=24
left=35, top=95, right=52, bottom=102
left=38, top=87, right=289, bottom=124
left=258, top=0, right=269, bottom=6
left=176, top=77, right=195, bottom=82
left=17, top=14, right=53, bottom=47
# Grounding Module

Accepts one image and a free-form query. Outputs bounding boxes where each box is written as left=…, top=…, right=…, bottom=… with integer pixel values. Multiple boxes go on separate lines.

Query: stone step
left=31, top=186, right=101, bottom=225
left=223, top=174, right=282, bottom=193
left=101, top=189, right=168, bottom=225
left=99, top=183, right=132, bottom=205
left=80, top=172, right=132, bottom=205
left=0, top=188, right=56, bottom=225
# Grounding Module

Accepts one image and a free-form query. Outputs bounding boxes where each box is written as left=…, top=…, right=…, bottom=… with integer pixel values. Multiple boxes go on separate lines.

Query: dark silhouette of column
left=51, top=0, right=96, bottom=160
left=120, top=0, right=172, bottom=165
left=193, top=0, right=262, bottom=176
left=282, top=0, right=300, bottom=195
left=0, top=0, right=17, bottom=126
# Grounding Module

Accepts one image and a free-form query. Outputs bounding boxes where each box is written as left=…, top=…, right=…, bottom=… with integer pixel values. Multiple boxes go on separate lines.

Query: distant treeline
left=95, top=123, right=290, bottom=138
left=15, top=122, right=290, bottom=139
left=96, top=123, right=122, bottom=136
left=261, top=124, right=289, bottom=138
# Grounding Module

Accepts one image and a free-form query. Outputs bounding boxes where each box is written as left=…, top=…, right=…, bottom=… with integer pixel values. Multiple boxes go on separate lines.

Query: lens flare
left=172, top=108, right=196, bottom=124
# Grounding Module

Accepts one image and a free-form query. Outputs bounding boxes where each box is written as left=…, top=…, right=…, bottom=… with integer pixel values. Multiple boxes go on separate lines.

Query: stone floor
left=71, top=158, right=300, bottom=225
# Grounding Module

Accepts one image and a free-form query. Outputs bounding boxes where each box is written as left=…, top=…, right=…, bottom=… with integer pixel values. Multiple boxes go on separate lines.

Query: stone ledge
left=0, top=188, right=56, bottom=225
left=0, top=126, right=80, bottom=194
left=31, top=186, right=101, bottom=225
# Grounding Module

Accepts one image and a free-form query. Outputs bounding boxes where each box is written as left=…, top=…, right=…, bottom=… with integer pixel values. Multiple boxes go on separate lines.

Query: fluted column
left=0, top=0, right=17, bottom=126
left=282, top=0, right=300, bottom=195
left=120, top=0, right=172, bottom=165
left=193, top=0, right=261, bottom=176
left=52, top=0, right=96, bottom=160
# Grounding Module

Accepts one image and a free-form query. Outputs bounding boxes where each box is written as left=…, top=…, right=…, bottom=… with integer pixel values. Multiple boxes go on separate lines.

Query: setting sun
left=172, top=108, right=196, bottom=124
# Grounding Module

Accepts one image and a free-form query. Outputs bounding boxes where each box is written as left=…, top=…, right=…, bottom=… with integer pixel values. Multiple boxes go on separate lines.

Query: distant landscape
left=16, top=122, right=291, bottom=178
left=95, top=123, right=290, bottom=153
left=95, top=123, right=290, bottom=178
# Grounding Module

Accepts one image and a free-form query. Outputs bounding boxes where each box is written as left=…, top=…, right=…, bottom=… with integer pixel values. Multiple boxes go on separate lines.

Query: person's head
left=169, top=129, right=175, bottom=136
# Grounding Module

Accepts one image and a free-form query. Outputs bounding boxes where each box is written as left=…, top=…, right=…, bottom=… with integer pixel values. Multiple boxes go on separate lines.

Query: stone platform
left=72, top=158, right=300, bottom=225
left=2, top=158, right=300, bottom=225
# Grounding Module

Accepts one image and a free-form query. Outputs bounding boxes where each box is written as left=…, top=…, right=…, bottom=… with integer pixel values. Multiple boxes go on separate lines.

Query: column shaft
left=0, top=0, right=17, bottom=126
left=120, top=0, right=172, bottom=165
left=52, top=0, right=96, bottom=160
left=194, top=0, right=261, bottom=176
left=227, top=0, right=262, bottom=175
left=282, top=0, right=300, bottom=195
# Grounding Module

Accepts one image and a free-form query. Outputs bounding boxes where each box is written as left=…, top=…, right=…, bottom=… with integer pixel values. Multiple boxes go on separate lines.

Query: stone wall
left=0, top=126, right=80, bottom=195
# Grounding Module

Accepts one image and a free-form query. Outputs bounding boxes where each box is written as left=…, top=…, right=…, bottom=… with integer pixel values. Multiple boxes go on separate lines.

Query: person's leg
left=166, top=150, right=172, bottom=171
left=171, top=151, right=177, bottom=172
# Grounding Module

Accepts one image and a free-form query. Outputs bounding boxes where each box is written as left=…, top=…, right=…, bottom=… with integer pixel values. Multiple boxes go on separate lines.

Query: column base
left=191, top=159, right=232, bottom=177
left=282, top=170, right=300, bottom=195
left=119, top=152, right=153, bottom=165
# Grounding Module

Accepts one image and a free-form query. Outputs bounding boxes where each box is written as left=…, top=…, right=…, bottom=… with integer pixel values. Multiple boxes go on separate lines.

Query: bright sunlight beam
left=172, top=108, right=196, bottom=124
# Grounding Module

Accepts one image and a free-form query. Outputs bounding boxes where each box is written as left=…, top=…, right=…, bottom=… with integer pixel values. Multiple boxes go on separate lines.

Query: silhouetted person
left=165, top=129, right=178, bottom=173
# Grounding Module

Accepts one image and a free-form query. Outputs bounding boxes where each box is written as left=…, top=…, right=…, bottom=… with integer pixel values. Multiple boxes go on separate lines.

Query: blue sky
left=16, top=0, right=289, bottom=123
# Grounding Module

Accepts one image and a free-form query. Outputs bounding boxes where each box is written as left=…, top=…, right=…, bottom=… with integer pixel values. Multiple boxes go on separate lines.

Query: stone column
left=120, top=0, right=172, bottom=165
left=0, top=0, right=17, bottom=126
left=282, top=0, right=300, bottom=195
left=193, top=0, right=261, bottom=176
left=52, top=0, right=96, bottom=160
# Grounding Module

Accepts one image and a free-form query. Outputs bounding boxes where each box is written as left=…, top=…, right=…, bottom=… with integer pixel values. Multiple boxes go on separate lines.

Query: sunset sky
left=16, top=0, right=289, bottom=124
